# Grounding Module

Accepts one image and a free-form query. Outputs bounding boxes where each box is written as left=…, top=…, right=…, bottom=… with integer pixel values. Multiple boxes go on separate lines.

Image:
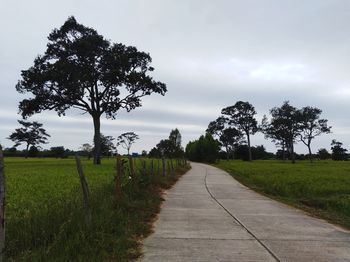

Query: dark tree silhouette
left=168, top=128, right=184, bottom=158
left=99, top=134, right=116, bottom=156
left=16, top=16, right=167, bottom=164
left=221, top=101, right=258, bottom=161
left=207, top=116, right=243, bottom=159
left=219, top=128, right=243, bottom=159
left=331, top=139, right=348, bottom=161
left=117, top=132, right=139, bottom=156
left=265, top=101, right=301, bottom=163
left=8, top=120, right=50, bottom=158
left=299, top=106, right=331, bottom=161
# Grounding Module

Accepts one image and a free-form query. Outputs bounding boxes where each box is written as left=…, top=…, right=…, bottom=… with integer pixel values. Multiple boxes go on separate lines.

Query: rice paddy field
left=4, top=157, right=189, bottom=261
left=216, top=160, right=350, bottom=229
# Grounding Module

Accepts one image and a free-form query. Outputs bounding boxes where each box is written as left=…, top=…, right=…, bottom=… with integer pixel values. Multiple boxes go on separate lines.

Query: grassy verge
left=5, top=157, right=190, bottom=261
left=215, top=160, right=350, bottom=229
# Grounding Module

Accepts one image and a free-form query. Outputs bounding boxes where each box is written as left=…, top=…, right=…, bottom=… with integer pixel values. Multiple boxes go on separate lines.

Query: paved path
left=142, top=162, right=350, bottom=262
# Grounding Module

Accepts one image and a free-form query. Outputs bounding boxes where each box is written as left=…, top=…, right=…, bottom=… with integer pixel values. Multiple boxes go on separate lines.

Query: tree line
left=186, top=101, right=348, bottom=163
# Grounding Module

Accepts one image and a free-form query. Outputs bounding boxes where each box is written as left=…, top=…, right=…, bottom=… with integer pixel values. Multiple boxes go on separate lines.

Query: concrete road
left=142, top=162, right=350, bottom=262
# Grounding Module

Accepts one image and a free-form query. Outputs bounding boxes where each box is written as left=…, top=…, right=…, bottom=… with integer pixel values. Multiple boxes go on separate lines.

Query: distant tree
left=16, top=16, right=167, bottom=165
left=153, top=129, right=184, bottom=158
left=50, top=146, right=65, bottom=158
left=264, top=101, right=301, bottom=163
left=141, top=150, right=147, bottom=157
left=117, top=132, right=139, bottom=156
left=185, top=133, right=220, bottom=163
left=221, top=101, right=258, bottom=161
left=156, top=139, right=173, bottom=157
left=8, top=120, right=50, bottom=158
left=80, top=143, right=93, bottom=159
left=99, top=134, right=116, bottom=156
left=148, top=147, right=161, bottom=158
left=331, top=140, right=348, bottom=161
left=207, top=117, right=243, bottom=159
left=299, top=106, right=331, bottom=161
left=318, top=148, right=331, bottom=160
left=167, top=128, right=184, bottom=158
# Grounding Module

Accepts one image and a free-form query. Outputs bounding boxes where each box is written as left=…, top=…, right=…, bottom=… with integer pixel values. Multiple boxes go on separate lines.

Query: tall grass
left=216, top=160, right=350, bottom=228
left=5, top=157, right=189, bottom=261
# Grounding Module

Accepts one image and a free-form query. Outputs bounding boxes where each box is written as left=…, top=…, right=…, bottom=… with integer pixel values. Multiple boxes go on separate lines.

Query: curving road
left=142, top=162, right=350, bottom=262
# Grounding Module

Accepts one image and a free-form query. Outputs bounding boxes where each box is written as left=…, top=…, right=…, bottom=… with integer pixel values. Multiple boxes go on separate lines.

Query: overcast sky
left=1, top=0, right=349, bottom=154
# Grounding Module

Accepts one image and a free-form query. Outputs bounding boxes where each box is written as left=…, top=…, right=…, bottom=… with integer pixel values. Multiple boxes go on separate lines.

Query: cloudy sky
left=1, top=0, right=349, bottom=154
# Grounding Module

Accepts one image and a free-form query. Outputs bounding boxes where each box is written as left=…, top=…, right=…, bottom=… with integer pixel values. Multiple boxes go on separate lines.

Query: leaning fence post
left=115, top=156, right=123, bottom=200
left=75, top=155, right=91, bottom=225
left=0, top=146, right=5, bottom=262
left=162, top=157, right=166, bottom=176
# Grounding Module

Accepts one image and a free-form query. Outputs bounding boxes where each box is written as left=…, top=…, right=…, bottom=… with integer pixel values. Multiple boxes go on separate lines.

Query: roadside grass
left=216, top=160, right=350, bottom=229
left=5, top=157, right=189, bottom=261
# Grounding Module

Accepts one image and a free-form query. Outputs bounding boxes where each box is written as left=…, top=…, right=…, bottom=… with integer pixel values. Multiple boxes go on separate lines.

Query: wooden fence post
left=75, top=155, right=91, bottom=225
left=115, top=156, right=123, bottom=200
left=0, top=146, right=5, bottom=262
left=128, top=156, right=135, bottom=181
left=162, top=157, right=166, bottom=176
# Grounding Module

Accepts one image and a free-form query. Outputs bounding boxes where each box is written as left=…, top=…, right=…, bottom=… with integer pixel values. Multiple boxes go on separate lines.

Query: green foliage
left=16, top=16, right=166, bottom=164
left=216, top=160, right=350, bottom=228
left=318, top=148, right=331, bottom=160
left=155, top=128, right=185, bottom=158
left=5, top=157, right=189, bottom=261
left=331, top=139, right=348, bottom=161
left=7, top=120, right=50, bottom=156
left=186, top=133, right=220, bottom=163
left=117, top=132, right=139, bottom=155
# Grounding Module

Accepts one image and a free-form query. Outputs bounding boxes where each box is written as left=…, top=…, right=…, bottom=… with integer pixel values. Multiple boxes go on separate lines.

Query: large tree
left=117, top=132, right=139, bottom=156
left=8, top=120, right=50, bottom=158
left=265, top=101, right=301, bottom=163
left=298, top=106, right=331, bottom=161
left=221, top=101, right=258, bottom=161
left=16, top=16, right=166, bottom=164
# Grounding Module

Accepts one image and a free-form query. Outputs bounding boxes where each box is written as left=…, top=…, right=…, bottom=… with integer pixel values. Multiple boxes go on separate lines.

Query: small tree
left=219, top=128, right=243, bottom=159
left=221, top=101, right=258, bottom=161
left=299, top=106, right=331, bottom=161
left=331, top=140, right=348, bottom=161
left=16, top=16, right=166, bottom=165
left=80, top=143, right=93, bottom=159
left=8, top=120, right=50, bottom=158
left=117, top=132, right=139, bottom=156
left=318, top=148, right=331, bottom=160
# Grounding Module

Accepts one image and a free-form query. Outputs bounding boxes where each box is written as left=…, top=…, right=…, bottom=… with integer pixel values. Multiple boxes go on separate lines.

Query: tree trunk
left=25, top=143, right=29, bottom=159
left=308, top=144, right=313, bottom=163
left=291, top=143, right=296, bottom=164
left=92, top=115, right=101, bottom=165
left=0, top=145, right=5, bottom=261
left=247, top=133, right=252, bottom=161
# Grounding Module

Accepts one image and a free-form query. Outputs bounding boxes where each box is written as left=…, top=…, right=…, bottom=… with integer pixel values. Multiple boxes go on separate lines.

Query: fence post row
left=0, top=146, right=5, bottom=262
left=74, top=155, right=91, bottom=225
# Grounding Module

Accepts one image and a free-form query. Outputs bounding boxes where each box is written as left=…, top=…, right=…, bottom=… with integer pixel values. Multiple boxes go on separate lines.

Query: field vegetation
left=216, top=160, right=350, bottom=229
left=5, top=157, right=189, bottom=261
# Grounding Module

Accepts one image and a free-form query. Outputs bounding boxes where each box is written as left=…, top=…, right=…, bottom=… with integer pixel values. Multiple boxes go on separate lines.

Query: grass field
left=4, top=157, right=189, bottom=261
left=216, top=160, right=350, bottom=229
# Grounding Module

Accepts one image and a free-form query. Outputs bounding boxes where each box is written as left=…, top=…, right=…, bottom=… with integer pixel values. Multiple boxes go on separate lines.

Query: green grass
left=4, top=157, right=189, bottom=261
left=216, top=160, right=350, bottom=229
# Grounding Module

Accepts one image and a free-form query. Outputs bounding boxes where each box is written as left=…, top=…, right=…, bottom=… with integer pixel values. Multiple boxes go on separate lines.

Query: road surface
left=142, top=162, right=350, bottom=262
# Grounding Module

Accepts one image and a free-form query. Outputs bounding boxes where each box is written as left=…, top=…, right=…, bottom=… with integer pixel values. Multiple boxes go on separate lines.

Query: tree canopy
left=221, top=101, right=258, bottom=161
left=117, top=132, right=139, bottom=156
left=8, top=120, right=50, bottom=158
left=16, top=16, right=167, bottom=164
